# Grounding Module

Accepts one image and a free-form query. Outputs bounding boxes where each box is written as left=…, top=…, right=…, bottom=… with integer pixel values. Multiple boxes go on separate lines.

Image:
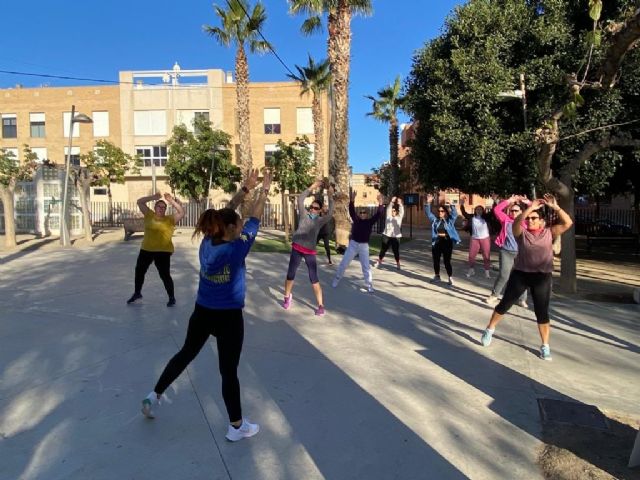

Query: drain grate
left=537, top=398, right=610, bottom=430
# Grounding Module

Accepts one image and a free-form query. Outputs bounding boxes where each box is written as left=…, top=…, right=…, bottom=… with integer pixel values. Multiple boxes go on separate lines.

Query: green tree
left=405, top=0, right=640, bottom=292
left=0, top=146, right=37, bottom=248
left=80, top=140, right=142, bottom=238
left=289, top=0, right=373, bottom=247
left=365, top=75, right=405, bottom=196
left=165, top=116, right=241, bottom=200
left=288, top=54, right=331, bottom=179
left=269, top=136, right=315, bottom=237
left=205, top=0, right=270, bottom=181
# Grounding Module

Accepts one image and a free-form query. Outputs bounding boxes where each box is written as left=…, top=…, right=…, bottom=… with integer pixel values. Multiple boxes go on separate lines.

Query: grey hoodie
left=291, top=187, right=335, bottom=251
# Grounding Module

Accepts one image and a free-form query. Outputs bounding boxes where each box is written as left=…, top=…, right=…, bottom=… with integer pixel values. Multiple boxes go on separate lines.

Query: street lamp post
left=60, top=105, right=92, bottom=246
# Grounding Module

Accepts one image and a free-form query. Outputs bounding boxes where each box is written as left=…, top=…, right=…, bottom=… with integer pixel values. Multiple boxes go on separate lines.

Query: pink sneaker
left=315, top=305, right=325, bottom=316
left=282, top=294, right=292, bottom=310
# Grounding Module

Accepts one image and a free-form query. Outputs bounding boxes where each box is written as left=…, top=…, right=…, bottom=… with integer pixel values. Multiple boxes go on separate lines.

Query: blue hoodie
left=196, top=217, right=260, bottom=309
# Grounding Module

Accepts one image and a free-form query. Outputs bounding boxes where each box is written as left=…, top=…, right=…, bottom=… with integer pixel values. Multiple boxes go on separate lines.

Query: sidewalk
left=0, top=230, right=638, bottom=479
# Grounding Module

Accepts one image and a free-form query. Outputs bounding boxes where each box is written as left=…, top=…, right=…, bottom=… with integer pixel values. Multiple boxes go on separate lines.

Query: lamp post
left=60, top=105, right=92, bottom=246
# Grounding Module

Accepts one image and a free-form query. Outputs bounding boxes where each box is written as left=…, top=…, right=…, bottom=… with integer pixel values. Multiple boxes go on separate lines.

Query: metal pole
left=206, top=149, right=215, bottom=210
left=60, top=105, right=75, bottom=246
left=521, top=73, right=536, bottom=198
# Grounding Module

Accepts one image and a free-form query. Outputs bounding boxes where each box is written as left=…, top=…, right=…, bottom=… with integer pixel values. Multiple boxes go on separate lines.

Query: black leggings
left=154, top=304, right=244, bottom=422
left=317, top=233, right=332, bottom=262
left=134, top=249, right=174, bottom=298
left=495, top=270, right=552, bottom=324
left=286, top=248, right=319, bottom=283
left=379, top=235, right=400, bottom=262
left=432, top=238, right=453, bottom=276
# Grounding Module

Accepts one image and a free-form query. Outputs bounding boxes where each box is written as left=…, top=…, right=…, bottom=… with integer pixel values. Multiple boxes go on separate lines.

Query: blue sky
left=0, top=0, right=461, bottom=173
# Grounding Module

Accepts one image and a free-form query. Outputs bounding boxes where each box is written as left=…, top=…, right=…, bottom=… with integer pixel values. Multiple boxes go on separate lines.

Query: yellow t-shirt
left=141, top=211, right=176, bottom=253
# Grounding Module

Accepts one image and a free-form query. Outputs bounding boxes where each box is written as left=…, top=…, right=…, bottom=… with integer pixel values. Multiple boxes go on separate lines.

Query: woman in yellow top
left=127, top=192, right=185, bottom=306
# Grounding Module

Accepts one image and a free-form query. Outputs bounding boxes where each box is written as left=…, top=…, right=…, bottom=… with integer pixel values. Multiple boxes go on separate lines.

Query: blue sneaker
left=540, top=344, right=552, bottom=361
left=481, top=329, right=494, bottom=347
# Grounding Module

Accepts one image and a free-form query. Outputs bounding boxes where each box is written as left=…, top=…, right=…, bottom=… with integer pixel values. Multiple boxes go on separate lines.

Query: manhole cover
left=537, top=398, right=610, bottom=430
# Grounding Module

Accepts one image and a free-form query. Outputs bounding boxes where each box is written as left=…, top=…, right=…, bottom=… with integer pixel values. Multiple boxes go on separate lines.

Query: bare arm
left=163, top=193, right=185, bottom=223
left=228, top=169, right=259, bottom=210
left=545, top=194, right=573, bottom=238
left=250, top=170, right=272, bottom=219
left=137, top=193, right=161, bottom=215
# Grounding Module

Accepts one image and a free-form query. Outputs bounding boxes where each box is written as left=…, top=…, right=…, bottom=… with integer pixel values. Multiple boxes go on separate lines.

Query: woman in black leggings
left=480, top=194, right=572, bottom=361
left=141, top=170, right=271, bottom=442
left=424, top=193, right=461, bottom=285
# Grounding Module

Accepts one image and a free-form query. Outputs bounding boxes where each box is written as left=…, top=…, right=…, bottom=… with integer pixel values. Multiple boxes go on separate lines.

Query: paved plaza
left=1, top=230, right=638, bottom=479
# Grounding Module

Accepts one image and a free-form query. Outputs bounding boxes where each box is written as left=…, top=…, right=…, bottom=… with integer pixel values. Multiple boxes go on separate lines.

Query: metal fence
left=90, top=201, right=286, bottom=230
left=575, top=207, right=636, bottom=230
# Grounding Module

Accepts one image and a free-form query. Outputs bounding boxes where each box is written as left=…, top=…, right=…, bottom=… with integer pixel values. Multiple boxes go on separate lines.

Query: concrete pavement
left=0, top=230, right=638, bottom=479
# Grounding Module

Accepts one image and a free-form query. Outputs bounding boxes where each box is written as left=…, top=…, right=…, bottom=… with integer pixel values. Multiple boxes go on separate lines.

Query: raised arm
left=137, top=192, right=161, bottom=215
left=228, top=169, right=259, bottom=210
left=493, top=197, right=514, bottom=223
left=544, top=194, right=573, bottom=238
left=163, top=193, right=185, bottom=223
left=370, top=193, right=385, bottom=223
left=397, top=198, right=405, bottom=219
left=424, top=193, right=436, bottom=223
left=513, top=198, right=544, bottom=237
left=249, top=170, right=272, bottom=220
left=459, top=195, right=473, bottom=220
left=348, top=190, right=358, bottom=222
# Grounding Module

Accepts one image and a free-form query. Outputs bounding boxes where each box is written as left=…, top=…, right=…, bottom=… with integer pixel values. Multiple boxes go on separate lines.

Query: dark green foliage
left=269, top=137, right=315, bottom=194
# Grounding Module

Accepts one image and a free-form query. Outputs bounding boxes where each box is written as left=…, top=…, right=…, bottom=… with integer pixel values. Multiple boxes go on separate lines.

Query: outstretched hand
left=244, top=169, right=260, bottom=191
left=349, top=189, right=356, bottom=202
left=543, top=193, right=559, bottom=211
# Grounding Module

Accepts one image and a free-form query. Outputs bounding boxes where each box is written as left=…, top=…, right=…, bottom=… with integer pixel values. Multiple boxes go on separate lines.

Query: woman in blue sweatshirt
left=141, top=170, right=271, bottom=443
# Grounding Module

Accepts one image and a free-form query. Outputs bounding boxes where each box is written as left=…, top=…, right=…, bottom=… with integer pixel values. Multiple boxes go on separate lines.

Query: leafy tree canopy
left=269, top=136, right=315, bottom=194
left=80, top=140, right=142, bottom=187
left=0, top=145, right=37, bottom=187
left=165, top=116, right=241, bottom=200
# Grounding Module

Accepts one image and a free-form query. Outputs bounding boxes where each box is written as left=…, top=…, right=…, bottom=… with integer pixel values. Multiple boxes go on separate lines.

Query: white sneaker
left=465, top=268, right=475, bottom=278
left=486, top=295, right=500, bottom=307
left=367, top=285, right=375, bottom=293
left=331, top=277, right=340, bottom=288
left=141, top=392, right=160, bottom=419
left=448, top=277, right=454, bottom=286
left=518, top=299, right=528, bottom=308
left=375, top=260, right=382, bottom=269
left=430, top=275, right=441, bottom=283
left=484, top=270, right=491, bottom=279
left=226, top=418, right=260, bottom=442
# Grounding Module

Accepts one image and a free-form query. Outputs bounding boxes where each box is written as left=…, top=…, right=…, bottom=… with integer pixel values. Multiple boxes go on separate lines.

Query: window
left=134, top=111, right=167, bottom=136
left=92, top=111, right=109, bottom=137
left=2, top=114, right=17, bottom=138
left=136, top=145, right=167, bottom=167
left=296, top=107, right=313, bottom=134
left=263, top=108, right=281, bottom=134
left=63, top=112, right=80, bottom=138
left=30, top=113, right=46, bottom=138
left=264, top=144, right=278, bottom=167
left=64, top=146, right=81, bottom=166
left=31, top=147, right=47, bottom=164
left=176, top=110, right=209, bottom=134
left=93, top=187, right=107, bottom=195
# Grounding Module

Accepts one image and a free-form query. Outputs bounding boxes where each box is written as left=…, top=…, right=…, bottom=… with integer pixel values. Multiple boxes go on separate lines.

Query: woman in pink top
left=480, top=194, right=573, bottom=361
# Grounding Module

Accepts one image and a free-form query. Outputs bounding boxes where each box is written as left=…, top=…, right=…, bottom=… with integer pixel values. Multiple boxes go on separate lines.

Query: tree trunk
left=0, top=185, right=17, bottom=248
left=556, top=175, right=577, bottom=293
left=236, top=45, right=253, bottom=181
left=282, top=190, right=290, bottom=241
left=108, top=185, right=114, bottom=226
left=76, top=172, right=93, bottom=242
left=389, top=118, right=399, bottom=196
left=328, top=2, right=352, bottom=247
left=312, top=94, right=325, bottom=179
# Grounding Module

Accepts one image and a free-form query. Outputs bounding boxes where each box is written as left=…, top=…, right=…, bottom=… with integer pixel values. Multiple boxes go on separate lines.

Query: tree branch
left=561, top=134, right=640, bottom=178
left=559, top=119, right=640, bottom=141
left=598, top=8, right=640, bottom=88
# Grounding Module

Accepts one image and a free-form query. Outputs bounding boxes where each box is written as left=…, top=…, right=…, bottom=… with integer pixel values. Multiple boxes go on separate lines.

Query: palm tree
left=205, top=0, right=270, bottom=180
left=289, top=0, right=373, bottom=247
left=365, top=76, right=405, bottom=196
left=287, top=55, right=331, bottom=179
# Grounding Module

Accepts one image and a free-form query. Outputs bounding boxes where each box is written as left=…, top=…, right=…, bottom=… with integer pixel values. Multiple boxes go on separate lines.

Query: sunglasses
left=510, top=209, right=521, bottom=213
left=309, top=206, right=321, bottom=211
left=525, top=216, right=540, bottom=221
left=438, top=209, right=446, bottom=212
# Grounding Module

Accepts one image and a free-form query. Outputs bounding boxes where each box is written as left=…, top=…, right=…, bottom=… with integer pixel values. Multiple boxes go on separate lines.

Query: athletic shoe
left=315, top=305, right=325, bottom=316
left=225, top=419, right=260, bottom=442
left=141, top=393, right=159, bottom=419
left=396, top=262, right=401, bottom=270
left=367, top=286, right=375, bottom=293
left=430, top=275, right=441, bottom=283
left=448, top=277, right=454, bottom=286
left=167, top=297, right=176, bottom=307
left=375, top=259, right=382, bottom=269
left=465, top=268, right=475, bottom=278
left=484, top=270, right=491, bottom=279
left=127, top=293, right=143, bottom=304
left=540, top=344, right=552, bottom=361
left=282, top=294, right=292, bottom=310
left=331, top=277, right=340, bottom=288
left=481, top=329, right=494, bottom=347
left=486, top=295, right=500, bottom=307
left=518, top=299, right=528, bottom=308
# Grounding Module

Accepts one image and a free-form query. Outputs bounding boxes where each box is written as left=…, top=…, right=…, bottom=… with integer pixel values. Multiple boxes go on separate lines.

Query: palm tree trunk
left=236, top=45, right=253, bottom=180
left=0, top=185, right=17, bottom=248
left=328, top=2, right=352, bottom=247
left=312, top=94, right=325, bottom=179
left=76, top=172, right=93, bottom=242
left=389, top=117, right=399, bottom=196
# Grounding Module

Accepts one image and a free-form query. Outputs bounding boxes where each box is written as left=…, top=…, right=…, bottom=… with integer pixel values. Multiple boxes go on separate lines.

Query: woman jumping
left=282, top=180, right=335, bottom=316
left=480, top=194, right=572, bottom=361
left=140, top=170, right=271, bottom=442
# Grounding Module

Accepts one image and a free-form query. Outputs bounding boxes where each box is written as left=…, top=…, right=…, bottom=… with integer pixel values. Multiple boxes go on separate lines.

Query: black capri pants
left=495, top=270, right=552, bottom=324
left=286, top=248, right=319, bottom=283
left=379, top=235, right=400, bottom=262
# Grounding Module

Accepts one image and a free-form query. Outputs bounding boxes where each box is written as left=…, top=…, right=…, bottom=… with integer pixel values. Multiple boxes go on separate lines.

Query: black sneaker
left=127, top=293, right=142, bottom=304
left=167, top=297, right=176, bottom=307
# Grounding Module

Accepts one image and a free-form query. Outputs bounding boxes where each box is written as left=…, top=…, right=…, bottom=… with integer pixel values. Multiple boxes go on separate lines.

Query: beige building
left=350, top=173, right=381, bottom=206
left=0, top=64, right=331, bottom=234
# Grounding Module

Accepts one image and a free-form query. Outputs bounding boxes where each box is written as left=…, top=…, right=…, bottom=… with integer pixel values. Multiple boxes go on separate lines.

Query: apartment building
left=0, top=63, right=330, bottom=234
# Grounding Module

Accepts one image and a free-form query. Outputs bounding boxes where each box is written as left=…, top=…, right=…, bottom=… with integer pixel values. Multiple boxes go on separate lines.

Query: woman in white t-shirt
left=460, top=195, right=492, bottom=278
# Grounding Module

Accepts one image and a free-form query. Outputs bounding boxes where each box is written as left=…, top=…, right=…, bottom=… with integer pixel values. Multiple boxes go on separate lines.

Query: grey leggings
left=491, top=249, right=526, bottom=302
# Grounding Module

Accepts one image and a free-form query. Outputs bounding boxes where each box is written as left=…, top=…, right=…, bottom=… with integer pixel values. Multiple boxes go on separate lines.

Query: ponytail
left=193, top=208, right=240, bottom=241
